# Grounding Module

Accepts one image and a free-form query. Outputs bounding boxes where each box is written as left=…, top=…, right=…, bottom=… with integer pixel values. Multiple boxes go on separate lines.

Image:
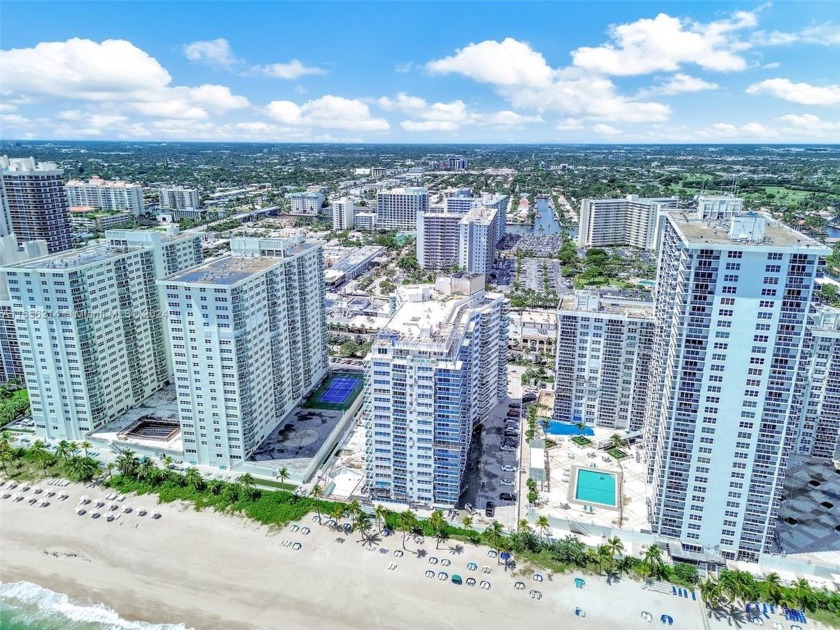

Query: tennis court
left=319, top=376, right=361, bottom=405
left=305, top=372, right=364, bottom=411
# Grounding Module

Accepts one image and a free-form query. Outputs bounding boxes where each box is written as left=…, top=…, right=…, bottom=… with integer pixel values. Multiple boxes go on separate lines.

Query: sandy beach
left=0, top=482, right=820, bottom=630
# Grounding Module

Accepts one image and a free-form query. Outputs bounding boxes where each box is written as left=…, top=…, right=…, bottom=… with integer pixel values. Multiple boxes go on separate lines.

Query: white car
left=501, top=465, right=516, bottom=472
left=500, top=479, right=516, bottom=487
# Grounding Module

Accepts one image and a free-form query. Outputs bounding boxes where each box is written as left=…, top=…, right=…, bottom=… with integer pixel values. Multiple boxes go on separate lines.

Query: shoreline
left=1, top=481, right=828, bottom=630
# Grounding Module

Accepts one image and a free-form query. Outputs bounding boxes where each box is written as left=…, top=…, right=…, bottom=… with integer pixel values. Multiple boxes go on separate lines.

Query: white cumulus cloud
left=592, top=124, right=623, bottom=135
left=266, top=95, right=389, bottom=131
left=699, top=121, right=778, bottom=139
left=636, top=73, right=719, bottom=97
left=571, top=9, right=759, bottom=76
left=253, top=60, right=326, bottom=79
left=426, top=38, right=554, bottom=87
left=778, top=113, right=840, bottom=132
left=747, top=78, right=840, bottom=106
left=183, top=38, right=238, bottom=69
left=755, top=23, right=840, bottom=47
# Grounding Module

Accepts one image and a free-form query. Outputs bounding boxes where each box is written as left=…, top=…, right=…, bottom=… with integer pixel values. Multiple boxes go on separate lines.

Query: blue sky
left=1, top=1, right=838, bottom=143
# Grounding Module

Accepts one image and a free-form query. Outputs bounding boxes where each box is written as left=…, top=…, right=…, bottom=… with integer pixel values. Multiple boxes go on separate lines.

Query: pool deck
left=530, top=427, right=653, bottom=533
left=568, top=465, right=621, bottom=512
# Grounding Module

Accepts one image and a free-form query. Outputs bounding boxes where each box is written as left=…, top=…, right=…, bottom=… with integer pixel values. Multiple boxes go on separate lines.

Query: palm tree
left=331, top=503, right=346, bottom=531
left=237, top=473, right=257, bottom=499
left=596, top=544, right=614, bottom=578
left=517, top=519, right=532, bottom=533
left=699, top=577, right=722, bottom=609
left=354, top=512, right=372, bottom=542
left=115, top=449, right=139, bottom=478
left=485, top=521, right=506, bottom=564
left=347, top=499, right=362, bottom=528
left=763, top=572, right=784, bottom=606
left=310, top=484, right=325, bottom=523
left=461, top=515, right=473, bottom=532
left=55, top=440, right=74, bottom=461
left=184, top=467, right=204, bottom=491
left=373, top=505, right=389, bottom=533
left=162, top=455, right=174, bottom=470
left=642, top=544, right=664, bottom=580
left=0, top=448, right=11, bottom=474
left=429, top=510, right=447, bottom=549
left=29, top=440, right=51, bottom=472
left=79, top=440, right=93, bottom=457
left=222, top=482, right=240, bottom=503
left=609, top=433, right=626, bottom=451
left=66, top=456, right=99, bottom=482
left=137, top=457, right=157, bottom=483
left=791, top=578, right=813, bottom=610
left=277, top=467, right=290, bottom=486
left=536, top=515, right=551, bottom=540
left=575, top=421, right=587, bottom=436
left=607, top=535, right=624, bottom=564
left=397, top=510, right=417, bottom=551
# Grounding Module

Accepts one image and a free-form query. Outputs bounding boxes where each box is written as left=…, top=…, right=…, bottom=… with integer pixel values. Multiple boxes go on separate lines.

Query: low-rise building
left=288, top=192, right=325, bottom=215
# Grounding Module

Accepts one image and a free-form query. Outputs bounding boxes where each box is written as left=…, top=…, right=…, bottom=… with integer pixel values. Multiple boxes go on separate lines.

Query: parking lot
left=459, top=399, right=522, bottom=529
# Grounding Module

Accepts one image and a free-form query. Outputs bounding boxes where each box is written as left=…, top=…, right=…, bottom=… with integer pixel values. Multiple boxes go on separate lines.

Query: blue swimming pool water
left=547, top=421, right=594, bottom=436
left=575, top=469, right=617, bottom=506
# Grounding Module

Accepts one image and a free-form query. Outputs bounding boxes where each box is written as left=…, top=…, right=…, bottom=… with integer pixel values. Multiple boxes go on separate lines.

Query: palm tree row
left=1, top=434, right=101, bottom=482
left=699, top=569, right=834, bottom=615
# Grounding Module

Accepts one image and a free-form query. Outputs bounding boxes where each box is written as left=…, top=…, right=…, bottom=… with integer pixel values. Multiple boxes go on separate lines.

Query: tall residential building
left=1, top=230, right=204, bottom=441
left=0, top=179, right=12, bottom=238
left=1, top=156, right=73, bottom=254
left=645, top=211, right=830, bottom=561
left=332, top=197, right=355, bottom=230
left=417, top=194, right=508, bottom=273
left=794, top=305, right=840, bottom=461
left=0, top=235, right=48, bottom=383
left=288, top=191, right=325, bottom=215
left=552, top=291, right=654, bottom=432
left=66, top=177, right=145, bottom=215
left=376, top=187, right=429, bottom=230
left=159, top=186, right=200, bottom=210
left=416, top=210, right=462, bottom=270
left=363, top=275, right=508, bottom=507
left=160, top=236, right=328, bottom=467
left=577, top=195, right=678, bottom=250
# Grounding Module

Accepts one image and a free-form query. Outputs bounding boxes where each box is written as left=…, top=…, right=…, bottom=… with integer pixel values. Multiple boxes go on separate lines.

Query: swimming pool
left=574, top=469, right=617, bottom=507
left=547, top=421, right=594, bottom=436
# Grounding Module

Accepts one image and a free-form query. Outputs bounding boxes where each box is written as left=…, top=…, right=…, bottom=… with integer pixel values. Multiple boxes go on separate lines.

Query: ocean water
left=0, top=582, right=192, bottom=630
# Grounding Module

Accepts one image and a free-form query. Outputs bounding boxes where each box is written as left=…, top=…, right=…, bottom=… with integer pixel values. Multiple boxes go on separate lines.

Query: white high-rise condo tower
left=1, top=229, right=203, bottom=441
left=578, top=195, right=678, bottom=250
left=1, top=156, right=73, bottom=254
left=376, top=187, right=429, bottom=230
left=363, top=275, right=508, bottom=507
left=160, top=236, right=328, bottom=467
left=66, top=177, right=145, bottom=215
left=645, top=210, right=830, bottom=561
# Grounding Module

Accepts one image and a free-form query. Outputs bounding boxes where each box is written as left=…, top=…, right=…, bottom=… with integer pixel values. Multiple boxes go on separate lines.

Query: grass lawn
left=254, top=478, right=297, bottom=491
left=607, top=448, right=629, bottom=460
left=572, top=436, right=592, bottom=447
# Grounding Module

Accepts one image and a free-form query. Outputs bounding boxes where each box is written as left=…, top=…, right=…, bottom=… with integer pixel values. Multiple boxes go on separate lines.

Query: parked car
left=499, top=492, right=516, bottom=501
left=500, top=479, right=516, bottom=487
left=500, top=445, right=516, bottom=452
left=485, top=501, right=496, bottom=517
left=501, top=465, right=516, bottom=473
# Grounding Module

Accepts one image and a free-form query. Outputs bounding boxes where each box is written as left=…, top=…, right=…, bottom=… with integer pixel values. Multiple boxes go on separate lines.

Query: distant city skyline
left=0, top=1, right=838, bottom=143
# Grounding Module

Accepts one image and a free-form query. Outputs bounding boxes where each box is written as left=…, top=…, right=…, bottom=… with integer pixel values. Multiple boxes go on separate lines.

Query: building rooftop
left=6, top=243, right=147, bottom=271
left=165, top=255, right=280, bottom=286
left=666, top=211, right=830, bottom=252
left=328, top=246, right=386, bottom=273
left=558, top=291, right=653, bottom=319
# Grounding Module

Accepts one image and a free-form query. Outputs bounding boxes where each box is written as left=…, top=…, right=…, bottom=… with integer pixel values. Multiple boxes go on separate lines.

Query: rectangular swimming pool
left=574, top=469, right=617, bottom=507
left=547, top=421, right=594, bottom=436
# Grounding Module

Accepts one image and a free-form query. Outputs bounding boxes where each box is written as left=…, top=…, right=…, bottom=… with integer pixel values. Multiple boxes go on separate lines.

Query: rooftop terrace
left=7, top=243, right=146, bottom=271
left=165, top=255, right=280, bottom=286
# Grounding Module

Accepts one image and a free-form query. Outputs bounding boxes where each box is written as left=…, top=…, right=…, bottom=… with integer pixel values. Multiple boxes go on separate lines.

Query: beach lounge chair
left=772, top=622, right=783, bottom=630
left=575, top=607, right=586, bottom=617
left=425, top=570, right=435, bottom=578
left=90, top=511, right=100, bottom=519
left=438, top=572, right=448, bottom=580
left=33, top=486, right=42, bottom=494
left=641, top=611, right=653, bottom=622
left=301, top=527, right=311, bottom=535
left=1, top=492, right=10, bottom=499
left=138, top=507, right=147, bottom=516
left=27, top=497, right=37, bottom=504
left=152, top=511, right=161, bottom=519
left=107, top=514, right=116, bottom=522
left=480, top=581, right=491, bottom=590
left=451, top=575, right=462, bottom=585
left=39, top=500, right=49, bottom=507
left=388, top=562, right=397, bottom=570
left=575, top=577, right=585, bottom=588
left=379, top=547, right=389, bottom=554
left=482, top=566, right=491, bottom=574
left=692, top=591, right=697, bottom=600
left=123, top=506, right=132, bottom=513
left=530, top=590, right=542, bottom=600
left=291, top=524, right=300, bottom=532
left=46, top=490, right=55, bottom=498
left=466, top=577, right=476, bottom=586
left=487, top=550, right=497, bottom=558
left=292, top=542, right=302, bottom=550
left=394, top=550, right=403, bottom=557
left=515, top=581, right=525, bottom=590
left=441, top=559, right=451, bottom=566
left=533, top=573, right=544, bottom=582
left=76, top=507, right=86, bottom=515
left=13, top=494, right=23, bottom=502
left=429, top=557, right=438, bottom=564
left=59, top=493, right=69, bottom=501
left=467, top=562, right=477, bottom=571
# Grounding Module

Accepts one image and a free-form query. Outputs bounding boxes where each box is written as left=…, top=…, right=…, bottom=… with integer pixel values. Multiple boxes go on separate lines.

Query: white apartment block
left=458, top=205, right=501, bottom=275
left=416, top=210, right=461, bottom=270
left=161, top=236, right=328, bottom=468
left=697, top=194, right=744, bottom=220
left=332, top=197, right=355, bottom=230
left=0, top=235, right=48, bottom=383
left=364, top=275, right=508, bottom=507
left=553, top=291, right=654, bottom=432
left=578, top=195, right=678, bottom=250
left=354, top=212, right=376, bottom=231
left=159, top=186, right=200, bottom=210
left=1, top=156, right=73, bottom=254
left=1, top=230, right=203, bottom=441
left=288, top=191, right=325, bottom=215
left=0, top=180, right=12, bottom=238
left=645, top=211, right=830, bottom=561
left=794, top=305, right=840, bottom=461
left=66, top=177, right=145, bottom=215
left=376, top=187, right=429, bottom=230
